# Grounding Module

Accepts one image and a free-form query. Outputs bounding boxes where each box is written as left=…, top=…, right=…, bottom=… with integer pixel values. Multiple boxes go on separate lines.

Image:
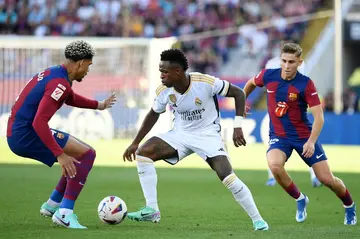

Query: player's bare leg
left=207, top=156, right=269, bottom=231
left=127, top=137, right=178, bottom=223
left=267, top=149, right=309, bottom=222
left=48, top=136, right=96, bottom=229
left=312, top=161, right=356, bottom=225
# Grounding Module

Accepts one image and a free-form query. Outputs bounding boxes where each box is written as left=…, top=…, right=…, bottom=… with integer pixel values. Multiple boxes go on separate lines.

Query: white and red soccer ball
left=98, top=196, right=127, bottom=224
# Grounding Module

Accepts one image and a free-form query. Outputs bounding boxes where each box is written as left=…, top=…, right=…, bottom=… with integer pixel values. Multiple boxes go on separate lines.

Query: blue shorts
left=267, top=136, right=327, bottom=167
left=7, top=128, right=70, bottom=167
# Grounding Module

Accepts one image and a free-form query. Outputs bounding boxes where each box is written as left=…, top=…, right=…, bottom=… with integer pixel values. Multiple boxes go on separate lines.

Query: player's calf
left=59, top=149, right=96, bottom=216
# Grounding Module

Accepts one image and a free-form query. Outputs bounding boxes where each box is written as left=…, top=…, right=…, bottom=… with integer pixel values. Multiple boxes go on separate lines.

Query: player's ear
left=298, top=58, right=303, bottom=66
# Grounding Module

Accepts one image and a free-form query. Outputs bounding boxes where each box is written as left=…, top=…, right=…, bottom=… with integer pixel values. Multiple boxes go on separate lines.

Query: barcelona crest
left=288, top=93, right=298, bottom=101
left=57, top=132, right=65, bottom=139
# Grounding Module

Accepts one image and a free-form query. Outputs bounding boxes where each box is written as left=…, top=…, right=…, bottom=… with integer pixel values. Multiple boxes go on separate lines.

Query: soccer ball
left=97, top=196, right=127, bottom=224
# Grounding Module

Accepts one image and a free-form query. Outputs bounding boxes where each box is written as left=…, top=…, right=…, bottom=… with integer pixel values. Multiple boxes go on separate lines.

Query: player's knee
left=268, top=163, right=284, bottom=177
left=136, top=145, right=156, bottom=161
left=217, top=169, right=233, bottom=181
left=317, top=174, right=334, bottom=187
left=89, top=148, right=96, bottom=160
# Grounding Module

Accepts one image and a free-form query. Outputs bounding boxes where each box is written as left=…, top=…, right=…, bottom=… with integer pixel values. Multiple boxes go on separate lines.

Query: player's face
left=159, top=61, right=181, bottom=87
left=280, top=53, right=303, bottom=78
left=75, top=59, right=92, bottom=82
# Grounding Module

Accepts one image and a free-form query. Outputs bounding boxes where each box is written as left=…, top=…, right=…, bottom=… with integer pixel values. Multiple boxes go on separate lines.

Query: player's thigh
left=293, top=140, right=327, bottom=167
left=187, top=131, right=228, bottom=161
left=59, top=134, right=94, bottom=159
left=266, top=137, right=292, bottom=168
left=7, top=129, right=69, bottom=167
left=137, top=131, right=191, bottom=163
left=207, top=155, right=233, bottom=181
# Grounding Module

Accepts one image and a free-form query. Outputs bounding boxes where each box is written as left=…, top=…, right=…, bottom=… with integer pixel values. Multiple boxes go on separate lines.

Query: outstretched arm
left=132, top=109, right=160, bottom=145
left=225, top=84, right=247, bottom=147
left=65, top=91, right=116, bottom=110
left=65, top=90, right=98, bottom=109
left=123, top=109, right=160, bottom=161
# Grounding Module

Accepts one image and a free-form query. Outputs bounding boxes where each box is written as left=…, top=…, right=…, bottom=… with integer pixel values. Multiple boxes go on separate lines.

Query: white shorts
left=156, top=130, right=229, bottom=165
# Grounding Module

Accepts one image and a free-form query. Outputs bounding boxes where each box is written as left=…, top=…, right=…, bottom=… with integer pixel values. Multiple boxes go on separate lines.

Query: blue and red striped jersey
left=254, top=68, right=321, bottom=139
left=7, top=65, right=98, bottom=157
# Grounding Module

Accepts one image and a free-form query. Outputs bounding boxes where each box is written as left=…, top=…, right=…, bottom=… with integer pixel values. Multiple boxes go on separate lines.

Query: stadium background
left=0, top=0, right=359, bottom=238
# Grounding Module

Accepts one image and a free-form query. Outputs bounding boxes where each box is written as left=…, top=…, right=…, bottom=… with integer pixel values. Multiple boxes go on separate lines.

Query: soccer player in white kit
left=264, top=56, right=321, bottom=187
left=123, top=49, right=269, bottom=231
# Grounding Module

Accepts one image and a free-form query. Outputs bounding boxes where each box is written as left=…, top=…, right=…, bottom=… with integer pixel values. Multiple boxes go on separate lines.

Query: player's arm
left=225, top=84, right=246, bottom=117
left=305, top=79, right=324, bottom=143
left=32, top=79, right=70, bottom=157
left=243, top=77, right=257, bottom=99
left=308, top=105, right=324, bottom=143
left=212, top=77, right=246, bottom=147
left=225, top=84, right=247, bottom=147
left=123, top=89, right=166, bottom=161
left=65, top=90, right=98, bottom=109
left=244, top=69, right=266, bottom=99
left=132, top=109, right=160, bottom=145
left=302, top=79, right=323, bottom=158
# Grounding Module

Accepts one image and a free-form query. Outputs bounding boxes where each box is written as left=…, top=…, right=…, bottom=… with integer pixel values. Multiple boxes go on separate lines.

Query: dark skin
left=123, top=61, right=246, bottom=180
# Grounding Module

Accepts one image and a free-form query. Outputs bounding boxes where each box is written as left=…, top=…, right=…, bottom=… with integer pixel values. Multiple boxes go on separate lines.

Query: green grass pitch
left=0, top=138, right=359, bottom=239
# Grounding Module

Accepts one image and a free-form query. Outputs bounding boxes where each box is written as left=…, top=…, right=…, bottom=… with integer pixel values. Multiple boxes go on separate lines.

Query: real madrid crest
left=195, top=97, right=202, bottom=106
left=169, top=94, right=177, bottom=105
left=288, top=93, right=298, bottom=101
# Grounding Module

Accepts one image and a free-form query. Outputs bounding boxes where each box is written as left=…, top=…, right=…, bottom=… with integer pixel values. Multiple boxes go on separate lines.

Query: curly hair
left=160, top=49, right=189, bottom=71
left=64, top=40, right=95, bottom=61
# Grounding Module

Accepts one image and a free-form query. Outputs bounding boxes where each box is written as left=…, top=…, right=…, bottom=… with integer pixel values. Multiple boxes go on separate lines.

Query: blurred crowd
left=1, top=0, right=326, bottom=74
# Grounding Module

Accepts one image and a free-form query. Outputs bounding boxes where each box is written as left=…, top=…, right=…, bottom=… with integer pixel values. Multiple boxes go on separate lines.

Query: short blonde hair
left=281, top=43, right=302, bottom=58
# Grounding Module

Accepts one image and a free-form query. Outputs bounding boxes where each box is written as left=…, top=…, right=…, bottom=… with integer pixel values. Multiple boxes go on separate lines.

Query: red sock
left=283, top=181, right=301, bottom=199
left=55, top=176, right=67, bottom=193
left=337, top=189, right=353, bottom=206
left=61, top=149, right=96, bottom=209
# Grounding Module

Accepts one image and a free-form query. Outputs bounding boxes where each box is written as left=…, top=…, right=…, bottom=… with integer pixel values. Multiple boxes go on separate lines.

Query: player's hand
left=123, top=143, right=139, bottom=162
left=98, top=92, right=117, bottom=110
left=57, top=153, right=81, bottom=178
left=233, top=128, right=246, bottom=147
left=302, top=141, right=315, bottom=158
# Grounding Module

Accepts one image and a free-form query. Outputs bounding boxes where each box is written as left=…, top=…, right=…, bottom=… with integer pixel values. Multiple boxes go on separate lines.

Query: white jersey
left=152, top=72, right=230, bottom=132
left=265, top=56, right=306, bottom=74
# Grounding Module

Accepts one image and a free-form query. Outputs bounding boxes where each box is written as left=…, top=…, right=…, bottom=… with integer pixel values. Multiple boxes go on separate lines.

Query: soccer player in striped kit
left=244, top=43, right=356, bottom=225
left=6, top=40, right=116, bottom=229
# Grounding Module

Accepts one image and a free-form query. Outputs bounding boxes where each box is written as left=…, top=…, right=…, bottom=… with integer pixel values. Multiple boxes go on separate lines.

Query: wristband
left=234, top=116, right=243, bottom=128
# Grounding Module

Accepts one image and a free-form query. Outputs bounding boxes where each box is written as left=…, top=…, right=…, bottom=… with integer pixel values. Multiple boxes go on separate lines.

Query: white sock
left=136, top=155, right=159, bottom=211
left=47, top=198, right=60, bottom=208
left=223, top=173, right=263, bottom=222
left=296, top=193, right=305, bottom=201
left=309, top=167, right=316, bottom=180
left=59, top=208, right=73, bottom=215
left=268, top=168, right=274, bottom=179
